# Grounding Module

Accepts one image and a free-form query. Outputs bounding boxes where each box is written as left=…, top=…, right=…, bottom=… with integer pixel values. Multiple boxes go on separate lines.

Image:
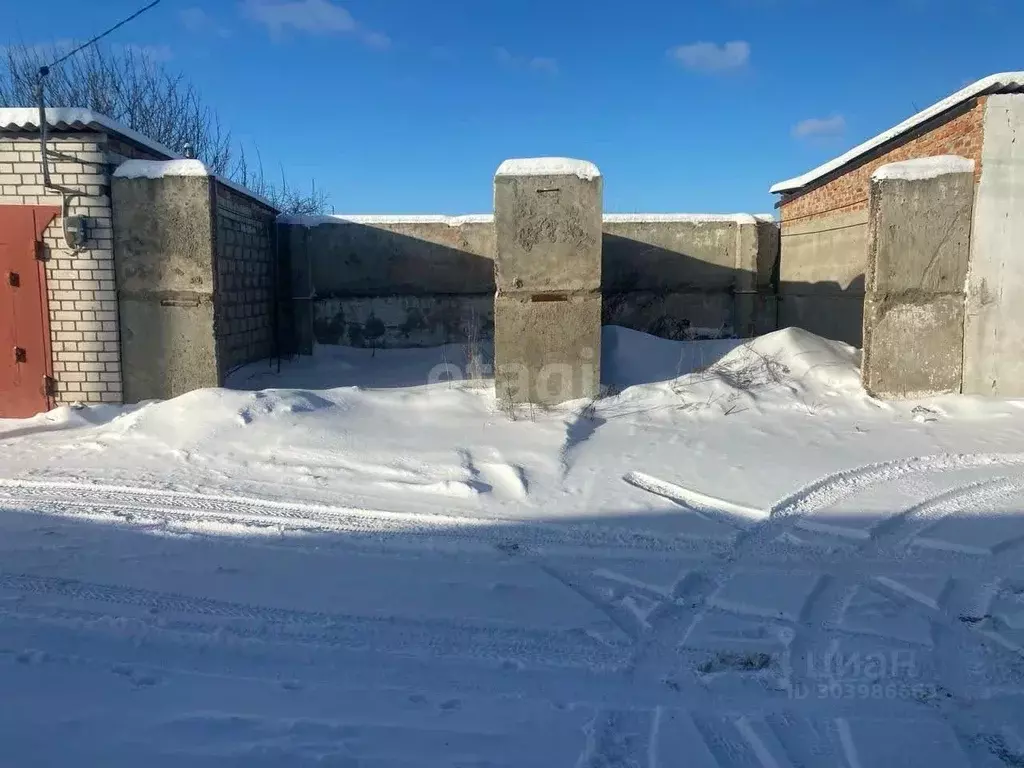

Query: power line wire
left=42, top=0, right=162, bottom=72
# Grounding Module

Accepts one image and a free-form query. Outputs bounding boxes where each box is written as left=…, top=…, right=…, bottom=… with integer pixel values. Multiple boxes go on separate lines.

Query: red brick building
left=770, top=72, right=1024, bottom=345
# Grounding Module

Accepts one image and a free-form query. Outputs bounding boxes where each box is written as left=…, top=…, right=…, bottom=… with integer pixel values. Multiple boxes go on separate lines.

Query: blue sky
left=6, top=0, right=1022, bottom=213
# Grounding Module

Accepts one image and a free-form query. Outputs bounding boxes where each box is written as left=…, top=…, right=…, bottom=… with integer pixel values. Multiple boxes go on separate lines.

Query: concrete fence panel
left=279, top=213, right=780, bottom=352
left=777, top=209, right=868, bottom=346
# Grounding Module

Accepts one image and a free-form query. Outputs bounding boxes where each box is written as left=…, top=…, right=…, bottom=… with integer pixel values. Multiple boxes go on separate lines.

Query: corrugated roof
left=0, top=107, right=179, bottom=159
left=0, top=107, right=277, bottom=210
left=770, top=72, right=1024, bottom=196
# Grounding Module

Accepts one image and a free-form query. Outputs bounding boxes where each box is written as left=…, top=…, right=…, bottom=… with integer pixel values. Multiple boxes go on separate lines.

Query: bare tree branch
left=0, top=42, right=327, bottom=214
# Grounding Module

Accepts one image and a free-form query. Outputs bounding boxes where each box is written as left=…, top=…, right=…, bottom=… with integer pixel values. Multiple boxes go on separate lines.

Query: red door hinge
left=42, top=376, right=56, bottom=398
left=13, top=347, right=26, bottom=363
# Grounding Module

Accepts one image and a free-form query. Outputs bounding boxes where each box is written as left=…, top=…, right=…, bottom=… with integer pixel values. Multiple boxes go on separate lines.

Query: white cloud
left=122, top=43, right=174, bottom=62
left=362, top=31, right=392, bottom=50
left=529, top=57, right=559, bottom=75
left=180, top=8, right=211, bottom=33
left=180, top=8, right=232, bottom=38
left=242, top=0, right=356, bottom=36
left=494, top=47, right=515, bottom=66
left=792, top=114, right=846, bottom=139
left=241, top=0, right=390, bottom=49
left=494, top=47, right=558, bottom=75
left=668, top=41, right=750, bottom=73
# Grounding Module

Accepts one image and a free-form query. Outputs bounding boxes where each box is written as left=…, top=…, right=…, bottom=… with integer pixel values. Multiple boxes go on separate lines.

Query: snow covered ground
left=2, top=326, right=1024, bottom=766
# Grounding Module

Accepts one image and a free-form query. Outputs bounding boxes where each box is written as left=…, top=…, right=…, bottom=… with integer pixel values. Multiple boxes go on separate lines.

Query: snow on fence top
left=770, top=71, right=1024, bottom=195
left=604, top=213, right=774, bottom=224
left=495, top=157, right=601, bottom=181
left=279, top=213, right=495, bottom=227
left=871, top=156, right=975, bottom=182
left=113, top=159, right=210, bottom=179
left=113, top=159, right=277, bottom=210
left=280, top=212, right=776, bottom=227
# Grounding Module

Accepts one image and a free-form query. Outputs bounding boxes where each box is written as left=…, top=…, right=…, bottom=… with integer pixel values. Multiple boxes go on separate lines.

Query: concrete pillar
left=963, top=94, right=1024, bottom=396
left=493, top=158, right=602, bottom=405
left=278, top=221, right=314, bottom=355
left=111, top=165, right=220, bottom=402
left=734, top=215, right=780, bottom=337
left=861, top=156, right=975, bottom=399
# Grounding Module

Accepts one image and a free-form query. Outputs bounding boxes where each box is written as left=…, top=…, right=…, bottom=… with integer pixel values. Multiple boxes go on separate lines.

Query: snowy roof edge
left=0, top=107, right=179, bottom=160
left=0, top=107, right=277, bottom=211
left=769, top=72, right=1024, bottom=195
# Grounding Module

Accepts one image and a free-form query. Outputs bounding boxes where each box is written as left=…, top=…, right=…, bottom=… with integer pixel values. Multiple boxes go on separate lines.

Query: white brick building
left=0, top=109, right=278, bottom=418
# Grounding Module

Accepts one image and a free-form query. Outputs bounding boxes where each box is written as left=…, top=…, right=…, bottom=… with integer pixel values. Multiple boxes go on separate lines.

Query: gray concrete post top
left=493, top=157, right=603, bottom=295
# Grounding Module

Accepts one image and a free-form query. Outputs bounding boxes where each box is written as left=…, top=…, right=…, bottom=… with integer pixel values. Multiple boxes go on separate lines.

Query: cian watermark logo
left=788, top=649, right=937, bottom=701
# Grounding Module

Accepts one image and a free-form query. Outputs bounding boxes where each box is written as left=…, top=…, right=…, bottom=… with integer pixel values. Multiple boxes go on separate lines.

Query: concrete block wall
left=602, top=214, right=778, bottom=339
left=212, top=181, right=278, bottom=374
left=281, top=215, right=494, bottom=354
left=861, top=158, right=975, bottom=399
left=280, top=213, right=780, bottom=351
left=777, top=99, right=986, bottom=345
left=0, top=132, right=164, bottom=405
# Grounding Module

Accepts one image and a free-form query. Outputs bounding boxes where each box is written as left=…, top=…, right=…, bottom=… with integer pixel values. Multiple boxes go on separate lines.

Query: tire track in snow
left=622, top=453, right=1024, bottom=556
left=0, top=479, right=717, bottom=555
left=728, top=452, right=1024, bottom=560
left=615, top=453, right=1024, bottom=704
left=867, top=477, right=1024, bottom=555
left=766, top=453, right=1024, bottom=523
left=0, top=572, right=630, bottom=671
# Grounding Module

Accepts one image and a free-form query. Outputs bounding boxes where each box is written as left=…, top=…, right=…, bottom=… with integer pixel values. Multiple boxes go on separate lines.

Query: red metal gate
left=0, top=205, right=59, bottom=418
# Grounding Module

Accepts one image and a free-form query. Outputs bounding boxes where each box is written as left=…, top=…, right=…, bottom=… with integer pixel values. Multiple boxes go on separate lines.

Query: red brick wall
left=780, top=97, right=986, bottom=223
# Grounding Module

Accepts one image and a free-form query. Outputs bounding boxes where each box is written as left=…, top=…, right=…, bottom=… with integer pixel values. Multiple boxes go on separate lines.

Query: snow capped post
left=861, top=155, right=975, bottom=399
left=492, top=158, right=603, bottom=406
